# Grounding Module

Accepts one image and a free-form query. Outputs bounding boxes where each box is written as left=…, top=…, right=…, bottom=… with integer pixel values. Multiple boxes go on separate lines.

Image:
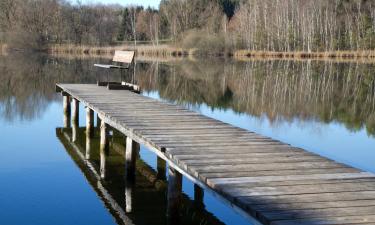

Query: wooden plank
left=270, top=215, right=375, bottom=225
left=239, top=190, right=375, bottom=205
left=188, top=162, right=349, bottom=175
left=207, top=172, right=375, bottom=185
left=221, top=181, right=375, bottom=197
left=253, top=198, right=375, bottom=211
left=262, top=206, right=375, bottom=222
left=173, top=151, right=315, bottom=160
left=179, top=156, right=328, bottom=166
left=198, top=168, right=361, bottom=180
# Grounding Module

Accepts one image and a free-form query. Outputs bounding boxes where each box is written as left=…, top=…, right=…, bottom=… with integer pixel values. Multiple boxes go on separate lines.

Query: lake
left=1, top=53, right=375, bottom=225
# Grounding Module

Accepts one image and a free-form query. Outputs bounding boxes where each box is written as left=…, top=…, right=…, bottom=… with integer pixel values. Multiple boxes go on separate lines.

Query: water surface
left=1, top=54, right=375, bottom=225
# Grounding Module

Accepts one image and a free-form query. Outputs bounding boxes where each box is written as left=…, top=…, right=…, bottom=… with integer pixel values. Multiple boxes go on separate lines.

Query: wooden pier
left=56, top=83, right=375, bottom=225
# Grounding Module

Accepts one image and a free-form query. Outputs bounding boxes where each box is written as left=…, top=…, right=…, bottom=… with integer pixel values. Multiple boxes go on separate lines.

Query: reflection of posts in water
left=85, top=108, right=94, bottom=160
left=125, top=180, right=133, bottom=213
left=125, top=137, right=139, bottom=181
left=167, top=167, right=182, bottom=225
left=63, top=95, right=71, bottom=128
left=157, top=156, right=166, bottom=180
left=96, top=114, right=101, bottom=129
left=71, top=98, right=79, bottom=142
left=194, top=184, right=205, bottom=210
left=100, top=120, right=109, bottom=179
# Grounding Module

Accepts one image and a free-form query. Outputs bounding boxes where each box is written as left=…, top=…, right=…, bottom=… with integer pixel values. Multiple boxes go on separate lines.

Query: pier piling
left=100, top=120, right=109, bottom=179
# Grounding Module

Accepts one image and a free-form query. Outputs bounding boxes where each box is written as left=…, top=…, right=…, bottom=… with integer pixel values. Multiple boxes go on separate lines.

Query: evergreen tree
left=117, top=8, right=133, bottom=41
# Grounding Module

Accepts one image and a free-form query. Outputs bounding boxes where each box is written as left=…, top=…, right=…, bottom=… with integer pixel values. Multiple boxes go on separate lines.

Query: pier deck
left=56, top=83, right=375, bottom=225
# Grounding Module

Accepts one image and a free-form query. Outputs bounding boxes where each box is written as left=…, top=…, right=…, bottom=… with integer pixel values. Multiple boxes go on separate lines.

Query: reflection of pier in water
left=56, top=125, right=225, bottom=225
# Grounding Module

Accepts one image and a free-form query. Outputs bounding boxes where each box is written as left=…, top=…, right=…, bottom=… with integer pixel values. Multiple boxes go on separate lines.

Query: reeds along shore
left=49, top=44, right=189, bottom=58
left=234, top=50, right=375, bottom=59
left=0, top=44, right=8, bottom=55
left=48, top=44, right=375, bottom=61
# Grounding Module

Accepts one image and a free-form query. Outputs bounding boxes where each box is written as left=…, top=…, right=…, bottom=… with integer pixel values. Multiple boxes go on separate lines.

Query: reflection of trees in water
left=138, top=60, right=234, bottom=110
left=232, top=61, right=375, bottom=136
left=137, top=60, right=375, bottom=136
left=2, top=54, right=375, bottom=136
left=0, top=54, right=123, bottom=122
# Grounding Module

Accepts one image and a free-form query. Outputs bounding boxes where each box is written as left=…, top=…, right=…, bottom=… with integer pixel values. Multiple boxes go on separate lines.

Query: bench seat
left=94, top=64, right=129, bottom=69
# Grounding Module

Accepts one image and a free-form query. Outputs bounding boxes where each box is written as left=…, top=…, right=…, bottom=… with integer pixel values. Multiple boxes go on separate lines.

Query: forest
left=1, top=0, right=375, bottom=53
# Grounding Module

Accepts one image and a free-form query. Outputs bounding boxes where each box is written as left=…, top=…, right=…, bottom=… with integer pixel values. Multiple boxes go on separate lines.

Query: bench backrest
left=113, top=51, right=135, bottom=64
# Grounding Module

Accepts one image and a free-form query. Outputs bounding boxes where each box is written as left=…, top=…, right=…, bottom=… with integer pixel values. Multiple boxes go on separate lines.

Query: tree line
left=1, top=0, right=375, bottom=52
left=232, top=0, right=375, bottom=52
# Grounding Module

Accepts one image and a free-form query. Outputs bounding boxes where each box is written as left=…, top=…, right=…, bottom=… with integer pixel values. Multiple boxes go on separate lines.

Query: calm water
left=1, top=54, right=375, bottom=225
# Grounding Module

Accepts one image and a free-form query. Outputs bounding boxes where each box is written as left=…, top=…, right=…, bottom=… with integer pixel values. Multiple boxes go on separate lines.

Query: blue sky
left=78, top=0, right=161, bottom=8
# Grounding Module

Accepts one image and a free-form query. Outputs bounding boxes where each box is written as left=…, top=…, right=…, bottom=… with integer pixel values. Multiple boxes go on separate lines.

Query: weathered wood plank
left=221, top=181, right=375, bottom=197
left=207, top=172, right=375, bottom=185
left=270, top=215, right=375, bottom=225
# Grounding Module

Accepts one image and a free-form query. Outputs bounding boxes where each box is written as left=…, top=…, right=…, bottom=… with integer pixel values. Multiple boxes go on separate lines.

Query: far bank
left=48, top=44, right=375, bottom=62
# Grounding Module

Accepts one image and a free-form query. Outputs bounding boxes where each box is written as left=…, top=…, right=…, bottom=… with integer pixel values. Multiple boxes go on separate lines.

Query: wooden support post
left=63, top=96, right=71, bottom=128
left=167, top=167, right=182, bottom=224
left=72, top=98, right=79, bottom=125
left=85, top=108, right=94, bottom=160
left=194, top=184, right=205, bottom=209
left=100, top=120, right=109, bottom=179
left=157, top=156, right=166, bottom=180
left=125, top=137, right=139, bottom=181
left=71, top=98, right=79, bottom=142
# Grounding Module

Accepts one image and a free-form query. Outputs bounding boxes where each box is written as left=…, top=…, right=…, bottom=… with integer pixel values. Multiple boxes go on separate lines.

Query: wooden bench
left=94, top=50, right=135, bottom=69
left=94, top=51, right=140, bottom=92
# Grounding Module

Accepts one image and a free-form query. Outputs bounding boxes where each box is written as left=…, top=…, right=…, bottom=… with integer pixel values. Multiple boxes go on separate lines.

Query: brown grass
left=234, top=50, right=375, bottom=60
left=48, top=44, right=375, bottom=63
left=0, top=44, right=8, bottom=55
left=49, top=44, right=189, bottom=58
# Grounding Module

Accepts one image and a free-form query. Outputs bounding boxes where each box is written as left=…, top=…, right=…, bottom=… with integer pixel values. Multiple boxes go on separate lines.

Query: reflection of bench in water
left=56, top=83, right=375, bottom=225
left=56, top=127, right=225, bottom=225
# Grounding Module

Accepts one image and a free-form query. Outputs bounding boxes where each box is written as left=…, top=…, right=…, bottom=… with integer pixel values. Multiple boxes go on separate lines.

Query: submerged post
left=125, top=137, right=139, bottom=181
left=157, top=156, right=166, bottom=180
left=194, top=184, right=205, bottom=209
left=100, top=120, right=109, bottom=179
left=85, top=107, right=94, bottom=160
left=63, top=95, right=71, bottom=128
left=167, top=167, right=182, bottom=224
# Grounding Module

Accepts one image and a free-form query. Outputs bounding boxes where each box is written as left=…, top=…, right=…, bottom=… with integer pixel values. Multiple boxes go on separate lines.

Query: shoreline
left=5, top=44, right=375, bottom=63
left=234, top=50, right=375, bottom=60
left=49, top=44, right=190, bottom=58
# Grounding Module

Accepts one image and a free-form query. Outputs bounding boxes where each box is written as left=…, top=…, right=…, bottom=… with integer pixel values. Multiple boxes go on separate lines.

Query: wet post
left=157, top=156, right=167, bottom=180
left=100, top=119, right=109, bottom=179
left=125, top=137, right=139, bottom=182
left=85, top=107, right=94, bottom=160
left=194, top=184, right=205, bottom=210
left=167, top=167, right=182, bottom=224
left=63, top=94, right=71, bottom=128
left=71, top=98, right=79, bottom=142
